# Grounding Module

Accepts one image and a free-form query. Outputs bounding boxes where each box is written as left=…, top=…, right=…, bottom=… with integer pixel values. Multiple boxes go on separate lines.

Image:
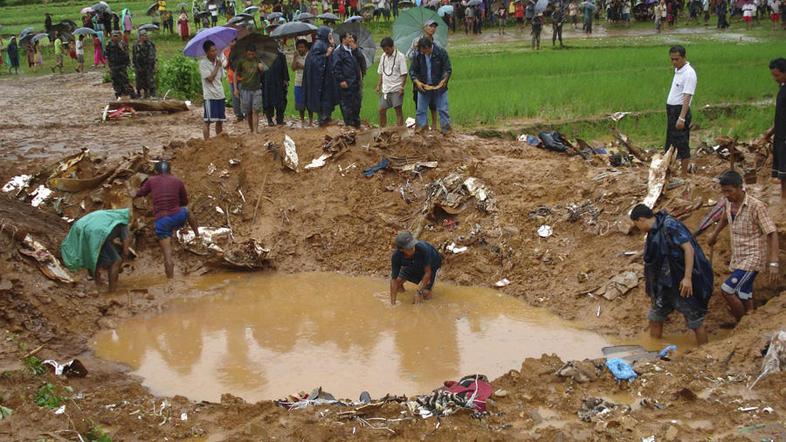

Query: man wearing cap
left=106, top=30, right=136, bottom=99
left=133, top=30, right=158, bottom=99
left=390, top=231, right=443, bottom=305
left=133, top=161, right=200, bottom=279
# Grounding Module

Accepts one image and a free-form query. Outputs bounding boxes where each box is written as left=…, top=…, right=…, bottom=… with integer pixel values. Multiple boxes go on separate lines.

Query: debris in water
left=54, top=405, right=66, bottom=415
left=537, top=225, right=553, bottom=238
left=43, top=359, right=88, bottom=378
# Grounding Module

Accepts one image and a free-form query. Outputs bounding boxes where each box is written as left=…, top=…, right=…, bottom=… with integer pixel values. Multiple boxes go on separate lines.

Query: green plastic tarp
left=60, top=209, right=130, bottom=274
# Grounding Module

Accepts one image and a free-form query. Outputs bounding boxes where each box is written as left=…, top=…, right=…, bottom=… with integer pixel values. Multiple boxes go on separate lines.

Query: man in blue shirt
left=630, top=204, right=713, bottom=345
left=390, top=231, right=442, bottom=305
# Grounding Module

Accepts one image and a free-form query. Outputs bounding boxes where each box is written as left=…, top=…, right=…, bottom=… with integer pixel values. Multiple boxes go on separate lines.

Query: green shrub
left=34, top=383, right=65, bottom=409
left=157, top=54, right=202, bottom=101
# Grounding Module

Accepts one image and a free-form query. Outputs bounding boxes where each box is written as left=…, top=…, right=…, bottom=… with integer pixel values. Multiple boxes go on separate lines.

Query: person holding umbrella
left=133, top=30, right=158, bottom=98
left=303, top=26, right=338, bottom=126
left=410, top=37, right=451, bottom=134
left=201, top=40, right=227, bottom=138
left=106, top=30, right=136, bottom=98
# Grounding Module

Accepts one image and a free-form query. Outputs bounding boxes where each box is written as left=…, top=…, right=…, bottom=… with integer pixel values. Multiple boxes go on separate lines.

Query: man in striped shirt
left=707, top=170, right=780, bottom=324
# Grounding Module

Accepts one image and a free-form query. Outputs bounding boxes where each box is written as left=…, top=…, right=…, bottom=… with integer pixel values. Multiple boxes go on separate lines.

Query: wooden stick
left=24, top=345, right=44, bottom=359
left=252, top=174, right=269, bottom=224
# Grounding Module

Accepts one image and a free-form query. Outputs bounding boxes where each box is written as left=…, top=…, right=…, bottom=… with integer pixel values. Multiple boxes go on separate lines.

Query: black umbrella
left=19, top=33, right=36, bottom=45
left=333, top=22, right=376, bottom=67
left=344, top=15, right=363, bottom=23
left=19, top=26, right=34, bottom=37
left=296, top=12, right=315, bottom=21
left=146, top=2, right=159, bottom=16
left=266, top=12, right=284, bottom=20
left=139, top=23, right=160, bottom=31
left=270, top=21, right=317, bottom=38
left=91, top=1, right=111, bottom=12
left=229, top=33, right=279, bottom=70
left=317, top=12, right=340, bottom=21
left=31, top=33, right=50, bottom=43
left=227, top=14, right=257, bottom=27
left=195, top=10, right=211, bottom=19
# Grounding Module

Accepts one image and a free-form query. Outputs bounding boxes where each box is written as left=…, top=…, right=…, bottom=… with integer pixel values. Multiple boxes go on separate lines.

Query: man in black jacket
left=332, top=32, right=362, bottom=128
left=409, top=37, right=452, bottom=134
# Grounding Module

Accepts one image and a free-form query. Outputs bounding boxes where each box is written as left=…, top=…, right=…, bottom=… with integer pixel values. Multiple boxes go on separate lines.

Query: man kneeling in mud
left=389, top=231, right=442, bottom=305
left=630, top=204, right=713, bottom=346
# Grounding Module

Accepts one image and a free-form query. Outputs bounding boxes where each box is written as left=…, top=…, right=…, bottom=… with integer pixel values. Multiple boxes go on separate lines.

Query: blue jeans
left=416, top=89, right=450, bottom=130
left=229, top=83, right=244, bottom=119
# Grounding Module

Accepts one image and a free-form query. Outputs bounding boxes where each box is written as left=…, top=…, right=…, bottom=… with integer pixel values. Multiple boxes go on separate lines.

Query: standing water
left=93, top=272, right=610, bottom=402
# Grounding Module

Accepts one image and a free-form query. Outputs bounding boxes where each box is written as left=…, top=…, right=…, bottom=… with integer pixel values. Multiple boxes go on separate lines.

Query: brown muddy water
left=93, top=272, right=612, bottom=402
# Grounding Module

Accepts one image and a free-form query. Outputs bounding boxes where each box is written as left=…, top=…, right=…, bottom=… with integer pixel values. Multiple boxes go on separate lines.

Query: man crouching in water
left=133, top=160, right=200, bottom=278
left=389, top=231, right=442, bottom=305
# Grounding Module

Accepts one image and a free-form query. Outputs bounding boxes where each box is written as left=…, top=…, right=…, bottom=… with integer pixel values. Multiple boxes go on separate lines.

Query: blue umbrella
left=73, top=27, right=98, bottom=35
left=437, top=4, right=454, bottom=16
left=183, top=26, right=238, bottom=57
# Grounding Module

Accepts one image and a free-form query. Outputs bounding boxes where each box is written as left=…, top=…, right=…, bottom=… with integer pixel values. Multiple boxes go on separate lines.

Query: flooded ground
left=93, top=272, right=611, bottom=402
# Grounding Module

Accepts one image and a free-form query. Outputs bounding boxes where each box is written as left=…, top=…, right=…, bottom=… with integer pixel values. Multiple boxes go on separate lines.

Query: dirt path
left=1, top=68, right=786, bottom=441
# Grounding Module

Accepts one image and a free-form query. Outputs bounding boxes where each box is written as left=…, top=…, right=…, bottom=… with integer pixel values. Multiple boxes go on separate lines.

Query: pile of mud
left=2, top=123, right=786, bottom=441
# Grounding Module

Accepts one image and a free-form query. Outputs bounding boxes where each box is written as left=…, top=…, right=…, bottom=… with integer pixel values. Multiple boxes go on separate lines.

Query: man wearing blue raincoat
left=630, top=204, right=713, bottom=346
left=303, top=26, right=337, bottom=126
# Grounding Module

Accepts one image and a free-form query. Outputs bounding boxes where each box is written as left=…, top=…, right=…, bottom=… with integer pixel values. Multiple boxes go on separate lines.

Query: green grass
left=2, top=0, right=783, bottom=141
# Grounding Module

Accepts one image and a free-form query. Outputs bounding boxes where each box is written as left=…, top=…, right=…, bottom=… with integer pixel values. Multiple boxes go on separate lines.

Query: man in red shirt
left=133, top=160, right=200, bottom=278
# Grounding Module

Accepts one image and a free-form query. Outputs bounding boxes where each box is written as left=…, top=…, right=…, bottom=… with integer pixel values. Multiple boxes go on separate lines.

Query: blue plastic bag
left=605, top=358, right=638, bottom=382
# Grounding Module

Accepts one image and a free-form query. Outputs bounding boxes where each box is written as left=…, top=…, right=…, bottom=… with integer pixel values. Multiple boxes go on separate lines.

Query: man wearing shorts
left=708, top=170, right=779, bottom=324
left=389, top=231, right=442, bottom=305
left=665, top=45, right=696, bottom=176
left=60, top=209, right=132, bottom=292
left=376, top=37, right=407, bottom=127
left=234, top=44, right=265, bottom=133
left=133, top=161, right=200, bottom=279
left=199, top=40, right=225, bottom=139
left=630, top=204, right=713, bottom=345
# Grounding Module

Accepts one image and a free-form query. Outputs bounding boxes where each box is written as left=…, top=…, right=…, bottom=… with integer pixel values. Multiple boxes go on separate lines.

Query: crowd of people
left=197, top=19, right=452, bottom=138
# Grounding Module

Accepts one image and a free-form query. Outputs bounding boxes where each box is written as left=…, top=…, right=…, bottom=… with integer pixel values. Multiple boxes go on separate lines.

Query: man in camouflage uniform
left=133, top=30, right=157, bottom=99
left=106, top=31, right=136, bottom=98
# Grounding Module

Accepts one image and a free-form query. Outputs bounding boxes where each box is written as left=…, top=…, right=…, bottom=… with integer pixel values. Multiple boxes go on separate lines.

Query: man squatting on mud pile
left=630, top=170, right=780, bottom=346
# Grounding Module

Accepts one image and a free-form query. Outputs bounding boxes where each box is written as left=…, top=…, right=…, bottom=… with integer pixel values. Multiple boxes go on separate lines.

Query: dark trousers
left=110, top=66, right=133, bottom=97
left=135, top=67, right=156, bottom=97
left=552, top=23, right=563, bottom=46
left=265, top=99, right=287, bottom=125
left=338, top=87, right=361, bottom=128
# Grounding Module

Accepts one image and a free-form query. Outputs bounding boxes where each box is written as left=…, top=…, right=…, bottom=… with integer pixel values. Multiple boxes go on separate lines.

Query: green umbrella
left=392, top=7, right=447, bottom=54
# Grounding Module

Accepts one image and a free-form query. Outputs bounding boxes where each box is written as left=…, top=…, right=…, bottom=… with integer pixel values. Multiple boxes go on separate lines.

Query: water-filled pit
left=93, top=272, right=615, bottom=402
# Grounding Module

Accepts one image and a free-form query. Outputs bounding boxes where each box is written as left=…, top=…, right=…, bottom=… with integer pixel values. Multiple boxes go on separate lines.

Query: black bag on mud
left=537, top=131, right=569, bottom=153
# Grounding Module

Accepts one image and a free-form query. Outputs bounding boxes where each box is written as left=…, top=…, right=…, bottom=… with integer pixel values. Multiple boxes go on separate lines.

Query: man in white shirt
left=376, top=37, right=407, bottom=127
left=665, top=45, right=697, bottom=176
left=199, top=40, right=226, bottom=140
left=208, top=0, right=219, bottom=26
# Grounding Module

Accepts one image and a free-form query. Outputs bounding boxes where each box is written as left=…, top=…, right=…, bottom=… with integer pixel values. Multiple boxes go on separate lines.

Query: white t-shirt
left=667, top=61, right=697, bottom=106
left=377, top=50, right=408, bottom=94
left=742, top=3, right=755, bottom=16
left=76, top=39, right=84, bottom=56
left=208, top=3, right=218, bottom=16
left=200, top=56, right=225, bottom=100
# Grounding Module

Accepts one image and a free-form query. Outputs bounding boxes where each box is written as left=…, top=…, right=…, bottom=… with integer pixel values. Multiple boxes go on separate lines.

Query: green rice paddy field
left=1, top=0, right=783, bottom=144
